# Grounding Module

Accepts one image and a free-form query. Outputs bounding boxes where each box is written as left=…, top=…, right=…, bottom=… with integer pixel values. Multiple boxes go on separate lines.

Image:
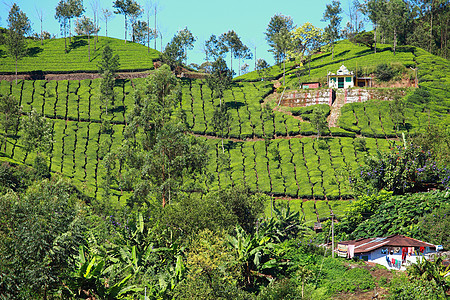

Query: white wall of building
left=357, top=247, right=437, bottom=271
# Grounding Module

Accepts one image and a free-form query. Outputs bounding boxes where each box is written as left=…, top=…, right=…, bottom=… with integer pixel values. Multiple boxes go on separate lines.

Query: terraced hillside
left=0, top=38, right=449, bottom=223
left=0, top=36, right=159, bottom=73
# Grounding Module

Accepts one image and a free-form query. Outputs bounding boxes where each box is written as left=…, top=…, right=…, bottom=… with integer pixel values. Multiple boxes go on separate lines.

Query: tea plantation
left=1, top=38, right=449, bottom=224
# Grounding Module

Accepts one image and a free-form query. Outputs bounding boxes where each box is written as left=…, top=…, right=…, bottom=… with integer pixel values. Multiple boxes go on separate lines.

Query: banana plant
left=64, top=245, right=142, bottom=299
left=407, top=256, right=450, bottom=292
left=227, top=225, right=277, bottom=287
left=261, top=204, right=308, bottom=243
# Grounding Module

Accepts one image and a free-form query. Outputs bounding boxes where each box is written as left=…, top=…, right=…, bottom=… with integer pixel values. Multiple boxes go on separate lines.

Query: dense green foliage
left=350, top=143, right=449, bottom=195
left=334, top=190, right=450, bottom=243
left=0, top=177, right=87, bottom=298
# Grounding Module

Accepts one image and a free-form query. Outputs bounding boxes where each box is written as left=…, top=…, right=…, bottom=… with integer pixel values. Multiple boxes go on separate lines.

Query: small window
left=346, top=77, right=352, bottom=82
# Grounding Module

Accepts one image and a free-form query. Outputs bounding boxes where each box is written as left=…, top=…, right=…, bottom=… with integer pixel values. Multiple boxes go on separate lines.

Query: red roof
left=338, top=235, right=436, bottom=254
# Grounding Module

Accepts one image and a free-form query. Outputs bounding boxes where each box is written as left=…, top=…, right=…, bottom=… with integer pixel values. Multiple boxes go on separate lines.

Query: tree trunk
left=40, top=20, right=43, bottom=46
left=154, top=7, right=157, bottom=50
left=374, top=24, right=377, bottom=54
left=309, top=55, right=311, bottom=77
left=88, top=35, right=91, bottom=62
left=393, top=29, right=397, bottom=55
left=3, top=127, right=7, bottom=152
left=238, top=57, right=241, bottom=76
left=106, top=19, right=108, bottom=37
left=124, top=15, right=127, bottom=43
left=332, top=40, right=335, bottom=60
left=230, top=49, right=233, bottom=75
left=221, top=138, right=224, bottom=154
left=64, top=25, right=67, bottom=53
left=254, top=46, right=256, bottom=70
left=429, top=5, right=433, bottom=53
left=15, top=57, right=18, bottom=85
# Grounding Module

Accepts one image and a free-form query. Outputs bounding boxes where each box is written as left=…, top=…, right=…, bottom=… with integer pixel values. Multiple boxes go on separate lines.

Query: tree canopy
left=113, top=0, right=142, bottom=43
left=322, top=0, right=343, bottom=60
left=6, top=3, right=31, bottom=83
left=265, top=14, right=295, bottom=65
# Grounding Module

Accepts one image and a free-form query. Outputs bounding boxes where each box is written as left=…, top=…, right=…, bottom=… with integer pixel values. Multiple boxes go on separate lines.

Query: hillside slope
left=0, top=39, right=449, bottom=223
left=0, top=36, right=160, bottom=73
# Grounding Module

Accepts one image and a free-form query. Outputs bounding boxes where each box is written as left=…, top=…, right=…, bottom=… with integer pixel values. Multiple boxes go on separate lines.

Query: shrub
left=258, top=279, right=301, bottom=300
left=419, top=205, right=450, bottom=249
left=389, top=273, right=447, bottom=300
left=350, top=144, right=446, bottom=195
left=277, top=85, right=287, bottom=93
left=374, top=63, right=397, bottom=82
left=407, top=87, right=431, bottom=105
left=354, top=137, right=367, bottom=151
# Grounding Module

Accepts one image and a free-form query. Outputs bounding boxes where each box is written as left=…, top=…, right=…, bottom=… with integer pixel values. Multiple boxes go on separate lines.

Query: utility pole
left=331, top=213, right=335, bottom=258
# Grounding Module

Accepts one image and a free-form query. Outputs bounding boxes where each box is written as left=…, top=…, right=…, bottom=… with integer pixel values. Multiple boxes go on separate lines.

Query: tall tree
left=206, top=57, right=233, bottom=106
left=102, top=8, right=113, bottom=37
left=162, top=28, right=195, bottom=69
left=55, top=0, right=70, bottom=52
left=122, top=65, right=207, bottom=208
left=343, top=0, right=365, bottom=40
left=35, top=8, right=44, bottom=46
left=218, top=30, right=240, bottom=74
left=145, top=1, right=153, bottom=53
left=176, top=27, right=196, bottom=65
left=89, top=0, right=100, bottom=48
left=21, top=109, right=54, bottom=155
left=0, top=94, right=21, bottom=152
left=386, top=0, right=409, bottom=55
left=265, top=14, right=295, bottom=65
left=322, top=0, right=343, bottom=60
left=132, top=20, right=149, bottom=44
left=219, top=30, right=252, bottom=75
left=6, top=3, right=31, bottom=84
left=113, top=0, right=142, bottom=43
left=272, top=27, right=292, bottom=86
left=161, top=35, right=184, bottom=70
left=362, top=0, right=385, bottom=54
left=290, top=22, right=324, bottom=77
left=210, top=104, right=232, bottom=153
left=255, top=58, right=270, bottom=81
left=204, top=34, right=225, bottom=62
left=75, top=16, right=98, bottom=61
left=98, top=45, right=120, bottom=115
left=67, top=0, right=85, bottom=43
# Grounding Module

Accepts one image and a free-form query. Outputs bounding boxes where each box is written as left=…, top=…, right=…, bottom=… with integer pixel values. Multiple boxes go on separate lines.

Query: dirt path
left=328, top=89, right=345, bottom=127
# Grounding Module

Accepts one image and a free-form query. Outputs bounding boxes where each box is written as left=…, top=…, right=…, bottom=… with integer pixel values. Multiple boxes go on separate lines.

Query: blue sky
left=1, top=0, right=366, bottom=73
